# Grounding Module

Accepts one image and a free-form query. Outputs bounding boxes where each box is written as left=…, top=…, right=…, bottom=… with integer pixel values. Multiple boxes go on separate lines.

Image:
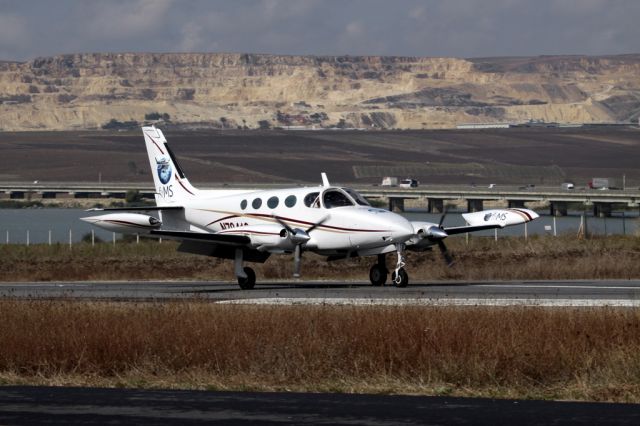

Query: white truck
left=381, top=176, right=399, bottom=187
left=589, top=178, right=622, bottom=190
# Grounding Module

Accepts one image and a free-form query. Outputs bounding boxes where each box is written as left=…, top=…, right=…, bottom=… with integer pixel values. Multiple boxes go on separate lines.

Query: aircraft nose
left=389, top=215, right=415, bottom=242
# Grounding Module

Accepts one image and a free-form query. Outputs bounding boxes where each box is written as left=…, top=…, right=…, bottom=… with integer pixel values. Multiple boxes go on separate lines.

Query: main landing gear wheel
left=391, top=268, right=409, bottom=288
left=369, top=264, right=388, bottom=286
left=237, top=267, right=256, bottom=290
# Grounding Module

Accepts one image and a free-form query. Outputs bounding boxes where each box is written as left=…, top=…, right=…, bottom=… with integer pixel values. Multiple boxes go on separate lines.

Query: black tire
left=238, top=267, right=256, bottom=290
left=369, top=264, right=388, bottom=286
left=391, top=268, right=409, bottom=288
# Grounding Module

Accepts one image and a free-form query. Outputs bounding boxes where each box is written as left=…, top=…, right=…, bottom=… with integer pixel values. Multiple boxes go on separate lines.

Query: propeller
left=274, top=215, right=329, bottom=278
left=425, top=209, right=454, bottom=267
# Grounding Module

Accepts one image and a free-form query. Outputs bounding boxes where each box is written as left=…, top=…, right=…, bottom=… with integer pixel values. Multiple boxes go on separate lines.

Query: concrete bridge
left=2, top=182, right=639, bottom=217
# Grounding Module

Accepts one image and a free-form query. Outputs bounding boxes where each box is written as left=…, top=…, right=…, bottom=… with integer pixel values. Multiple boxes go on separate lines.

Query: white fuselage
left=164, top=186, right=416, bottom=255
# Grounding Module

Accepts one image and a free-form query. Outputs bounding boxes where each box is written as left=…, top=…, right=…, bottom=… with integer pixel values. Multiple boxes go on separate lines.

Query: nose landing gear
left=392, top=244, right=409, bottom=287
left=368, top=248, right=409, bottom=288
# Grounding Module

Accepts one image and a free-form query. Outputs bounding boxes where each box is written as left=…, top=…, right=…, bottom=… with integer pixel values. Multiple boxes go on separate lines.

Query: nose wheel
left=391, top=268, right=409, bottom=287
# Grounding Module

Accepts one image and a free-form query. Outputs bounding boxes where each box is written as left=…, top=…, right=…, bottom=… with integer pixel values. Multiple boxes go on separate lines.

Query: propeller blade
left=293, top=244, right=302, bottom=278
left=437, top=240, right=454, bottom=267
left=438, top=208, right=448, bottom=228
left=305, top=215, right=330, bottom=234
left=272, top=215, right=294, bottom=235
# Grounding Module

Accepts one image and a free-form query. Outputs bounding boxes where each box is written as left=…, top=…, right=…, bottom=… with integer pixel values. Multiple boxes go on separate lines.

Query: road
left=1, top=280, right=640, bottom=306
left=0, top=386, right=639, bottom=425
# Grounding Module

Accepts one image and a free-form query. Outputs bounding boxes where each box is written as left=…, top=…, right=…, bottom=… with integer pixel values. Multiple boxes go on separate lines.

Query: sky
left=0, top=0, right=638, bottom=61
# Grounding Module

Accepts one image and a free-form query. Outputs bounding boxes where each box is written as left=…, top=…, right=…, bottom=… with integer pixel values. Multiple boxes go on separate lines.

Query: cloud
left=1, top=0, right=639, bottom=61
left=0, top=13, right=29, bottom=52
left=80, top=0, right=174, bottom=41
left=178, top=22, right=205, bottom=52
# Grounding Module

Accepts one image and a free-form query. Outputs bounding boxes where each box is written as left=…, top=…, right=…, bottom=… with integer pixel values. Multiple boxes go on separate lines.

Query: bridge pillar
left=508, top=200, right=526, bottom=209
left=550, top=201, right=568, bottom=216
left=388, top=197, right=405, bottom=212
left=427, top=198, right=444, bottom=213
left=467, top=199, right=484, bottom=212
left=593, top=203, right=612, bottom=218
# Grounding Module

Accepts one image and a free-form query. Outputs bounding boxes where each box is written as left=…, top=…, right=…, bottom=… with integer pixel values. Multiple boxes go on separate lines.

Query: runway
left=1, top=386, right=639, bottom=425
left=1, top=279, right=640, bottom=306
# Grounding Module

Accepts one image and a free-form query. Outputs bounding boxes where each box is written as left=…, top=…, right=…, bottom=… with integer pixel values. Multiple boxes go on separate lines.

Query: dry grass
left=1, top=235, right=640, bottom=282
left=0, top=301, right=640, bottom=401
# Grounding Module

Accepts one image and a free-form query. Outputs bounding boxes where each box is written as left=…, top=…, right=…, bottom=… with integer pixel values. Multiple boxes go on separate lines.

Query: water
left=0, top=209, right=121, bottom=244
left=404, top=210, right=640, bottom=238
left=0, top=208, right=637, bottom=244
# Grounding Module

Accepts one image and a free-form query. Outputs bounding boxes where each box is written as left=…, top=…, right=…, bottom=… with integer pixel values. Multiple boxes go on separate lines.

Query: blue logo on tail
left=156, top=156, right=172, bottom=185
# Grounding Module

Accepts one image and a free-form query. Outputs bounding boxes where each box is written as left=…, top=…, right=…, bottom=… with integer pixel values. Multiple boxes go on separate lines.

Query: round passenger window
left=252, top=198, right=262, bottom=209
left=285, top=195, right=297, bottom=208
left=267, top=196, right=279, bottom=209
left=240, top=199, right=247, bottom=210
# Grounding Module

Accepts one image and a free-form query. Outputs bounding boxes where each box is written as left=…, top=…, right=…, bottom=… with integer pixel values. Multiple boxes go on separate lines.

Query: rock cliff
left=0, top=53, right=639, bottom=130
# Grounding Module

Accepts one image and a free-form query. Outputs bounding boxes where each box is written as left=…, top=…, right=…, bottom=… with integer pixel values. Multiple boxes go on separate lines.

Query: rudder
left=142, top=126, right=198, bottom=206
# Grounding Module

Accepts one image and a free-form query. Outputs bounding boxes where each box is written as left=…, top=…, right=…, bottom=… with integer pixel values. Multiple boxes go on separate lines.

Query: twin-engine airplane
left=82, top=126, right=539, bottom=289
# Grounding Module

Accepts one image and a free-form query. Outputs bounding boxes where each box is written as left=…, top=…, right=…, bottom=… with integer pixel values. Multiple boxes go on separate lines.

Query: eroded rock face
left=0, top=52, right=639, bottom=130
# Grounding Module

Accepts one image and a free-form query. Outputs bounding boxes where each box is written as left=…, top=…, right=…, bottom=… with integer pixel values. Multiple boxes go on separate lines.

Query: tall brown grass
left=1, top=235, right=640, bottom=281
left=1, top=301, right=640, bottom=401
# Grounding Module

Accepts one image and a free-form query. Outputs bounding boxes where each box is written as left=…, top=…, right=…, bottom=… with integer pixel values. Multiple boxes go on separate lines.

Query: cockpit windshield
left=342, top=187, right=371, bottom=206
left=323, top=189, right=354, bottom=209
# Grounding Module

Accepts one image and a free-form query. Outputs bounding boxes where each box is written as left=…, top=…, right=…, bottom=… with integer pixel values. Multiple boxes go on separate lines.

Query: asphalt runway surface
left=1, top=386, right=639, bottom=425
left=1, top=279, right=640, bottom=306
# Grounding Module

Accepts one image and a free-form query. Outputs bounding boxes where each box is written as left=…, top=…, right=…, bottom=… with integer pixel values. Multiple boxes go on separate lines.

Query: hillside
left=0, top=53, right=639, bottom=131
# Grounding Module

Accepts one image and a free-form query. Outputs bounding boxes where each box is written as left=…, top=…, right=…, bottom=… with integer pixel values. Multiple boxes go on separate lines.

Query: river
left=0, top=208, right=637, bottom=244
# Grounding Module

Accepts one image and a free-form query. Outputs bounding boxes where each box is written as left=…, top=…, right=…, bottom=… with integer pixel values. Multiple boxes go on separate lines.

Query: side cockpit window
left=304, top=192, right=320, bottom=208
left=343, top=188, right=371, bottom=206
left=323, top=189, right=354, bottom=209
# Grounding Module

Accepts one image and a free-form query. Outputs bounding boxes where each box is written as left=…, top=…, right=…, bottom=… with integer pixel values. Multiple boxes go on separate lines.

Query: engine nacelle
left=241, top=224, right=295, bottom=252
left=81, top=213, right=161, bottom=234
left=462, top=208, right=539, bottom=228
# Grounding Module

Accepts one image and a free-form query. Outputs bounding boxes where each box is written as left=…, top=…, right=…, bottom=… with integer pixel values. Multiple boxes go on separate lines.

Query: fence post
left=494, top=228, right=498, bottom=242
left=5, top=230, right=8, bottom=244
left=91, top=229, right=95, bottom=246
left=136, top=233, right=139, bottom=244
left=553, top=216, right=557, bottom=237
left=48, top=230, right=52, bottom=246
left=112, top=232, right=116, bottom=246
left=524, top=222, right=528, bottom=240
left=26, top=230, right=29, bottom=246
left=69, top=229, right=72, bottom=249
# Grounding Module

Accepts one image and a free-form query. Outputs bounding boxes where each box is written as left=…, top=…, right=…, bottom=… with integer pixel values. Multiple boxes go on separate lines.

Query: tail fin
left=142, top=126, right=199, bottom=206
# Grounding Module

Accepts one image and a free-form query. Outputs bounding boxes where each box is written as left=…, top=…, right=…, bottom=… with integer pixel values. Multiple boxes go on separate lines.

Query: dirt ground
left=1, top=126, right=639, bottom=186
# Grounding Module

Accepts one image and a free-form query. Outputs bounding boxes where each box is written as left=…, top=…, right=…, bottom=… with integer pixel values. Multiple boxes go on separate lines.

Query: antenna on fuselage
left=321, top=172, right=330, bottom=187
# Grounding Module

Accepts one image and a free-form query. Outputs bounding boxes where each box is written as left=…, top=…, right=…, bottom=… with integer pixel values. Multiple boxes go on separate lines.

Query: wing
left=149, top=230, right=270, bottom=263
left=85, top=206, right=184, bottom=212
left=149, top=229, right=250, bottom=245
left=443, top=224, right=502, bottom=235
